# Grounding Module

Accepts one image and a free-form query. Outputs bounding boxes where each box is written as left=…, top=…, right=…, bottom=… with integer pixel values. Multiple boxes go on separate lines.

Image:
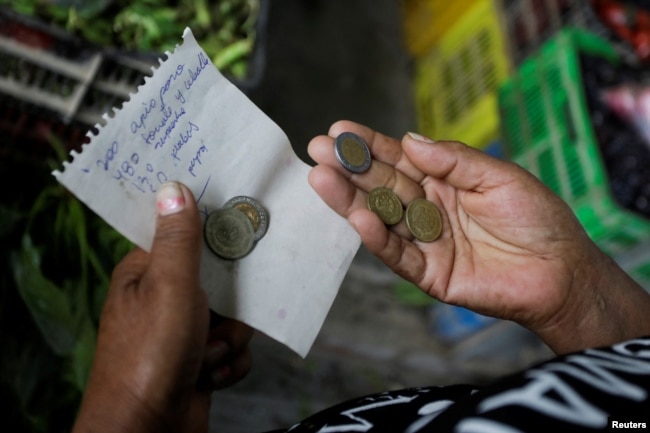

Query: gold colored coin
left=224, top=195, right=269, bottom=241
left=405, top=198, right=442, bottom=242
left=367, top=187, right=403, bottom=225
left=234, top=203, right=260, bottom=230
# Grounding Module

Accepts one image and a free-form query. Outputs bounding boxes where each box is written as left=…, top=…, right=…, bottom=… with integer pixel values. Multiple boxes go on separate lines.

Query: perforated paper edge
left=52, top=28, right=196, bottom=180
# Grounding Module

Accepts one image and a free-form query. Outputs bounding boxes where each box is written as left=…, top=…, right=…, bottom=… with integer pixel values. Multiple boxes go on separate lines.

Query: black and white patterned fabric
left=266, top=337, right=650, bottom=432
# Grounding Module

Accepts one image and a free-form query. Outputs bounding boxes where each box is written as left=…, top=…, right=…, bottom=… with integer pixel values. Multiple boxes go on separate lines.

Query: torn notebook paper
left=53, top=28, right=360, bottom=357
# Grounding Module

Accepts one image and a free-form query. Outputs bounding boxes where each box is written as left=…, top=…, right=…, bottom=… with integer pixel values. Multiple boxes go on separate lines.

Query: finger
left=349, top=207, right=455, bottom=301
left=185, top=392, right=212, bottom=433
left=308, top=164, right=366, bottom=218
left=148, top=182, right=203, bottom=290
left=312, top=164, right=415, bottom=239
left=308, top=134, right=424, bottom=201
left=207, top=316, right=254, bottom=355
left=403, top=134, right=516, bottom=193
left=308, top=121, right=426, bottom=194
left=326, top=120, right=425, bottom=180
left=202, top=337, right=252, bottom=390
left=348, top=209, right=427, bottom=281
left=308, top=125, right=424, bottom=238
left=211, top=347, right=252, bottom=390
left=109, top=247, right=149, bottom=288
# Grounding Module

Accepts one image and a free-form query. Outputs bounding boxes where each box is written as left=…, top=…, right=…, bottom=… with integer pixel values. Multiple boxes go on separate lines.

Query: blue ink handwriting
left=130, top=99, right=156, bottom=134
left=171, top=121, right=200, bottom=161
left=96, top=141, right=119, bottom=171
left=196, top=175, right=211, bottom=219
left=188, top=144, right=208, bottom=177
left=159, top=64, right=184, bottom=111
left=106, top=151, right=168, bottom=194
left=148, top=107, right=186, bottom=149
left=184, top=52, right=209, bottom=90
left=175, top=89, right=186, bottom=104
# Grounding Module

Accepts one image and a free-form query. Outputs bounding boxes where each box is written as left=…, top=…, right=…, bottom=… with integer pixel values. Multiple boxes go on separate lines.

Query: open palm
left=308, top=121, right=641, bottom=353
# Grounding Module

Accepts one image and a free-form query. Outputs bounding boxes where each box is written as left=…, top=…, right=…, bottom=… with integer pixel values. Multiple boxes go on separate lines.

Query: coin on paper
left=204, top=208, right=255, bottom=259
left=334, top=132, right=371, bottom=173
left=405, top=198, right=442, bottom=242
left=367, top=186, right=403, bottom=225
left=224, top=195, right=269, bottom=241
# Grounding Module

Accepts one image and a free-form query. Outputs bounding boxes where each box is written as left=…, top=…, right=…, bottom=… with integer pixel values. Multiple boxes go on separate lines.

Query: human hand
left=309, top=121, right=650, bottom=354
left=73, top=182, right=252, bottom=433
left=204, top=311, right=253, bottom=391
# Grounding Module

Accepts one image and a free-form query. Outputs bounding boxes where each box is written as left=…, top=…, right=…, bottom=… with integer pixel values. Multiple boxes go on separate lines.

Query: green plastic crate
left=498, top=28, right=650, bottom=258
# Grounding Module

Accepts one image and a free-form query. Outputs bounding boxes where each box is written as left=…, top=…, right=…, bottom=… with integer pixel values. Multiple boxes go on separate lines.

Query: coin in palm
left=334, top=132, right=371, bottom=173
left=405, top=198, right=442, bottom=242
left=367, top=186, right=403, bottom=225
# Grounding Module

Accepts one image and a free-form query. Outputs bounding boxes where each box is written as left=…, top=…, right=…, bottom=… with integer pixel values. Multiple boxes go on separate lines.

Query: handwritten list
left=54, top=28, right=360, bottom=357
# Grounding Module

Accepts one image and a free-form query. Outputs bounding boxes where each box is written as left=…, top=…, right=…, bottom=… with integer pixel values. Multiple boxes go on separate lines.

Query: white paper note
left=53, top=28, right=360, bottom=357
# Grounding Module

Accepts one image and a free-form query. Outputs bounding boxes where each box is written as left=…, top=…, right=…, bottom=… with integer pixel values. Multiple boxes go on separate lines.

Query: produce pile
left=0, top=3, right=260, bottom=433
left=1, top=0, right=259, bottom=78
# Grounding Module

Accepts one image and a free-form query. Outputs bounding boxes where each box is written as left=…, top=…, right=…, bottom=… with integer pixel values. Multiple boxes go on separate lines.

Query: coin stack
left=204, top=196, right=269, bottom=259
left=335, top=132, right=442, bottom=242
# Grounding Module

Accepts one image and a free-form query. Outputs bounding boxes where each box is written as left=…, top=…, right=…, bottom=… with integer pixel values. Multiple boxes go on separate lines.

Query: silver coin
left=204, top=208, right=255, bottom=260
left=223, top=195, right=269, bottom=241
left=334, top=132, right=371, bottom=173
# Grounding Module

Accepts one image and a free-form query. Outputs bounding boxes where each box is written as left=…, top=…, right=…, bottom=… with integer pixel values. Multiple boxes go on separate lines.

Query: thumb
left=150, top=182, right=202, bottom=286
left=403, top=133, right=514, bottom=193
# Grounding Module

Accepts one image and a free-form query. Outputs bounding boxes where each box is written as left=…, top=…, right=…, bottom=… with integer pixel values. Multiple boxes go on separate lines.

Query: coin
left=204, top=208, right=255, bottom=259
left=224, top=195, right=269, bottom=241
left=334, top=132, right=371, bottom=173
left=367, top=186, right=403, bottom=225
left=405, top=198, right=442, bottom=242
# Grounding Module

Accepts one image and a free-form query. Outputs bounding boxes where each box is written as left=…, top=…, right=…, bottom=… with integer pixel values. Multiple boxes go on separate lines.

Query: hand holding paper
left=54, top=28, right=360, bottom=357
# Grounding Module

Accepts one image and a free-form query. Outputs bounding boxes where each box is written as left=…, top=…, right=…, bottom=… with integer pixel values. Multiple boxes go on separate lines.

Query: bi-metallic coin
left=223, top=195, right=269, bottom=241
left=334, top=132, right=371, bottom=173
left=204, top=208, right=255, bottom=259
left=367, top=186, right=403, bottom=225
left=405, top=198, right=442, bottom=242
